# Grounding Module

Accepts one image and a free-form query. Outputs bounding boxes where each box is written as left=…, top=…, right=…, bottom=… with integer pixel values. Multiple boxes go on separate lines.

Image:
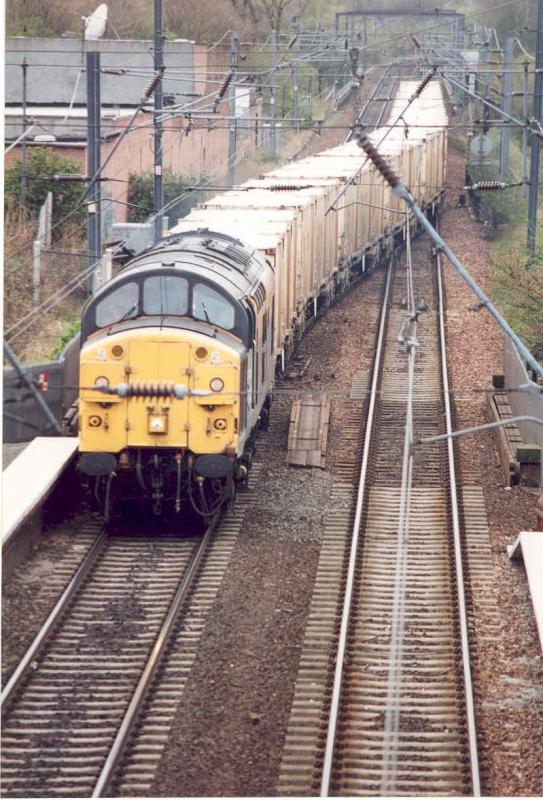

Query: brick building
left=5, top=37, right=261, bottom=225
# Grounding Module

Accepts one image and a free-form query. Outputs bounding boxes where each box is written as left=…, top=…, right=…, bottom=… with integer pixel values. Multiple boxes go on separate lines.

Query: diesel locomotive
left=77, top=230, right=274, bottom=518
left=76, top=80, right=448, bottom=519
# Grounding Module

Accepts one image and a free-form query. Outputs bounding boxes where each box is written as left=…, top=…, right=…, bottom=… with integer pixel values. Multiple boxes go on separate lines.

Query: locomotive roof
left=97, top=230, right=274, bottom=305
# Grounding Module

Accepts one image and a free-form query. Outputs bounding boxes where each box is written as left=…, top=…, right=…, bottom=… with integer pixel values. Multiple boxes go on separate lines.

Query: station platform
left=3, top=442, right=30, bottom=470
left=2, top=437, right=79, bottom=548
left=508, top=532, right=543, bottom=652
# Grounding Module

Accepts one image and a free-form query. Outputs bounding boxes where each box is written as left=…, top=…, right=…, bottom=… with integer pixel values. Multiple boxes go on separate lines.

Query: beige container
left=263, top=160, right=370, bottom=267
left=243, top=177, right=341, bottom=295
left=169, top=80, right=448, bottom=371
left=202, top=186, right=325, bottom=321
left=172, top=208, right=295, bottom=355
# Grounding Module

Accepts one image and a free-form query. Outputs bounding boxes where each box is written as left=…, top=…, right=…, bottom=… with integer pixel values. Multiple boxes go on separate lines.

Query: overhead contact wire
left=381, top=216, right=417, bottom=794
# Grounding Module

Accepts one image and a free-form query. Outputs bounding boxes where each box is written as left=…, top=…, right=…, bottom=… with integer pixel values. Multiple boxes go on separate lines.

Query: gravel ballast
left=440, top=145, right=542, bottom=796
left=151, top=272, right=385, bottom=797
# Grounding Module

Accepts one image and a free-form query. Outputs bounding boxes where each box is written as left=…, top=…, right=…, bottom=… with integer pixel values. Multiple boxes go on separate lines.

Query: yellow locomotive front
left=77, top=231, right=273, bottom=519
left=80, top=328, right=241, bottom=457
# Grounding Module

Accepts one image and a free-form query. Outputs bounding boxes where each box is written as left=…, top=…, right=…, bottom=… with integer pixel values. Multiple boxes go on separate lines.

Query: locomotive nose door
left=125, top=340, right=190, bottom=447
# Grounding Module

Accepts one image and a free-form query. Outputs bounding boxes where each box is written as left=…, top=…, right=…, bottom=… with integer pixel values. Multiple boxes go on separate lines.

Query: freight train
left=76, top=81, right=448, bottom=519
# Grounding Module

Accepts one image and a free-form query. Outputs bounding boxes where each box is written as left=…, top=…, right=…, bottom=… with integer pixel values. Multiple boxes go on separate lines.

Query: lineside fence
left=3, top=335, right=80, bottom=444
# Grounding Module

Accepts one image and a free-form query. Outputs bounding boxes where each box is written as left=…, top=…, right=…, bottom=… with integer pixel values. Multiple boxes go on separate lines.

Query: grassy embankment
left=480, top=131, right=543, bottom=359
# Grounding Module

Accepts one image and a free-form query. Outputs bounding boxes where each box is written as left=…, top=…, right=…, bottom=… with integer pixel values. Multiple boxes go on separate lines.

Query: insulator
left=53, top=174, right=88, bottom=182
left=213, top=70, right=234, bottom=111
left=141, top=68, right=164, bottom=101
left=110, top=380, right=178, bottom=398
left=268, top=184, right=311, bottom=191
left=468, top=181, right=508, bottom=192
left=415, top=67, right=437, bottom=97
left=352, top=127, right=401, bottom=189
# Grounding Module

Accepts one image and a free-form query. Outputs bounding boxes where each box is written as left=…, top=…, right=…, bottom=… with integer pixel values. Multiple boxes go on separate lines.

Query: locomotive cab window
left=193, top=283, right=235, bottom=330
left=95, top=282, right=139, bottom=328
left=83, top=269, right=251, bottom=347
left=143, top=275, right=188, bottom=316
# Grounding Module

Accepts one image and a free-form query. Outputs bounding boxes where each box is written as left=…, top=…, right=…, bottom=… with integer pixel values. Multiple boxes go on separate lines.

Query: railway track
left=348, top=65, right=397, bottom=135
left=350, top=59, right=418, bottom=134
left=277, top=233, right=480, bottom=796
left=1, top=472, right=259, bottom=798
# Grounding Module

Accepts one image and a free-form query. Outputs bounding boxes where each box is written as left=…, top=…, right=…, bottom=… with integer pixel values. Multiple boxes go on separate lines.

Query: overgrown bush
left=7, top=15, right=58, bottom=36
left=127, top=170, right=208, bottom=225
left=491, top=245, right=543, bottom=357
left=6, top=0, right=280, bottom=41
left=5, top=148, right=85, bottom=233
left=4, top=204, right=35, bottom=334
left=4, top=203, right=87, bottom=361
left=49, top=314, right=81, bottom=359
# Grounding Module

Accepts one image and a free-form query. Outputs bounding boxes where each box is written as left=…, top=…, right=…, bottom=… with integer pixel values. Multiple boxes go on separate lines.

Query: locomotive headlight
left=94, top=376, right=110, bottom=389
left=210, top=377, right=224, bottom=393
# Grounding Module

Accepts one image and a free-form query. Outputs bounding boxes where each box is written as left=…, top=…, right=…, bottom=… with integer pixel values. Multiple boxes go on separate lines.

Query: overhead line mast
left=228, top=31, right=238, bottom=186
left=154, top=0, right=164, bottom=242
left=528, top=0, right=543, bottom=253
left=86, top=51, right=102, bottom=293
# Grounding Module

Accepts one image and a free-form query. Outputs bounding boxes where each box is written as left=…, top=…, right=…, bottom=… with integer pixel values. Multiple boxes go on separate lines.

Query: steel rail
left=345, top=64, right=394, bottom=143
left=374, top=69, right=400, bottom=130
left=436, top=245, right=481, bottom=795
left=320, top=256, right=393, bottom=797
left=0, top=532, right=107, bottom=711
left=92, top=523, right=215, bottom=797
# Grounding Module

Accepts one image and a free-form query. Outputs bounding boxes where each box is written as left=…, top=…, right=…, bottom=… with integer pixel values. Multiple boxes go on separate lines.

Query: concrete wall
left=3, top=360, right=66, bottom=442
left=6, top=37, right=195, bottom=106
